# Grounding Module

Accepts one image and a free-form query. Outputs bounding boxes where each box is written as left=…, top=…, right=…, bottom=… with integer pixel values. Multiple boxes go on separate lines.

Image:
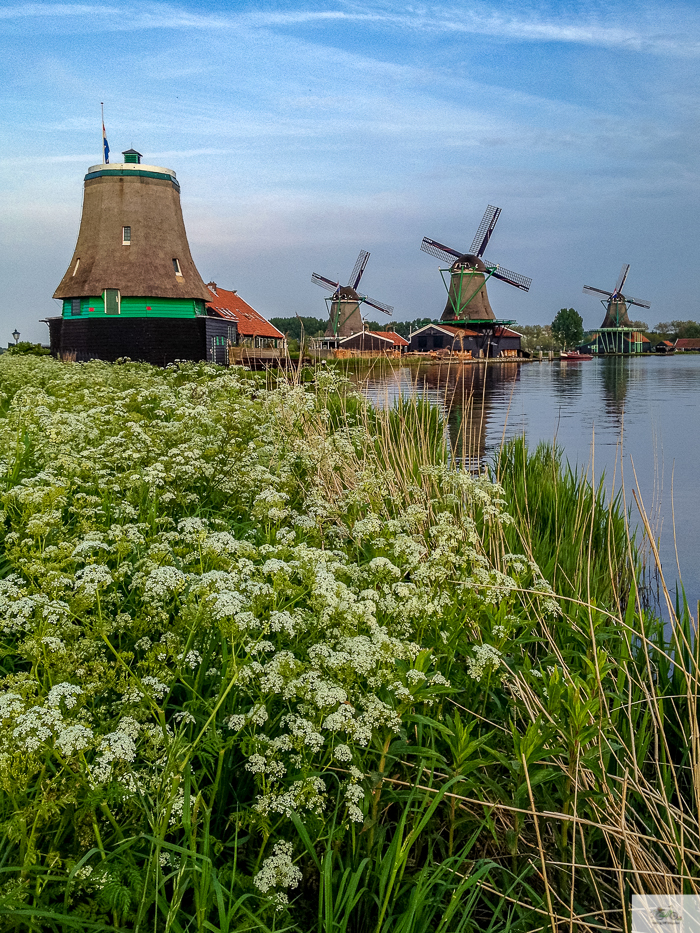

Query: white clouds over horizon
left=0, top=0, right=698, bottom=340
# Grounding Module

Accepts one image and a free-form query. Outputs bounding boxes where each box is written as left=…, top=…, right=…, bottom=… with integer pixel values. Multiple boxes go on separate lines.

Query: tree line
left=270, top=312, right=700, bottom=351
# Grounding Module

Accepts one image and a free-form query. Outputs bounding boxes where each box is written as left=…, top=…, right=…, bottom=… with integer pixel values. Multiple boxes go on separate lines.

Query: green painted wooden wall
left=63, top=297, right=206, bottom=319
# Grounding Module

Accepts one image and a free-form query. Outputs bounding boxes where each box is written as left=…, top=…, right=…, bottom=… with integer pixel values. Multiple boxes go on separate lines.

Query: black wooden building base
left=47, top=316, right=236, bottom=367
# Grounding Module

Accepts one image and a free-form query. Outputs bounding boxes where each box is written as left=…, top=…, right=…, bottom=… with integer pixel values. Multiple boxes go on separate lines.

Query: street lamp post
left=12, top=330, right=20, bottom=345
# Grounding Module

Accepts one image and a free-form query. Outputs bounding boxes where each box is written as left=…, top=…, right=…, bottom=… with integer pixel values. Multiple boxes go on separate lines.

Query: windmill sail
left=470, top=204, right=501, bottom=258
left=624, top=295, right=651, bottom=310
left=311, top=272, right=340, bottom=292
left=614, top=263, right=630, bottom=295
left=348, top=250, right=370, bottom=290
left=362, top=295, right=394, bottom=316
left=420, top=237, right=462, bottom=264
left=490, top=264, right=532, bottom=292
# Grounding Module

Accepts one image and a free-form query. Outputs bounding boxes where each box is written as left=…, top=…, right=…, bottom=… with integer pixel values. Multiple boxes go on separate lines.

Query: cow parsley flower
left=182, top=650, right=202, bottom=670
left=74, top=564, right=113, bottom=597
left=47, top=683, right=82, bottom=709
left=56, top=724, right=93, bottom=755
left=466, top=644, right=502, bottom=681
left=253, top=841, right=302, bottom=900
left=144, top=566, right=186, bottom=601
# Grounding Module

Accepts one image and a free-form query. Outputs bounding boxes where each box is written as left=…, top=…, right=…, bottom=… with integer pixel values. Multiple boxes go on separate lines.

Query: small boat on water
left=560, top=350, right=593, bottom=360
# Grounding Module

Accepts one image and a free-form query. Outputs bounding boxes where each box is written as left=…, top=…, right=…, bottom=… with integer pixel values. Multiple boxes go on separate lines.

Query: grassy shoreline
left=0, top=356, right=694, bottom=932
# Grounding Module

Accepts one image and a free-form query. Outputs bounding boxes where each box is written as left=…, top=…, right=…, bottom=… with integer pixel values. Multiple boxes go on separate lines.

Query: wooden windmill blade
left=348, top=250, right=370, bottom=290
left=490, top=264, right=532, bottom=292
left=614, top=263, right=631, bottom=295
left=583, top=285, right=613, bottom=298
left=625, top=295, right=651, bottom=310
left=311, top=272, right=340, bottom=292
left=362, top=296, right=394, bottom=316
left=420, top=237, right=462, bottom=264
left=470, top=204, right=501, bottom=258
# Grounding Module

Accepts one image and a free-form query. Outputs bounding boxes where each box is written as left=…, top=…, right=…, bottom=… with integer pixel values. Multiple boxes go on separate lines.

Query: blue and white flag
left=102, top=121, right=110, bottom=164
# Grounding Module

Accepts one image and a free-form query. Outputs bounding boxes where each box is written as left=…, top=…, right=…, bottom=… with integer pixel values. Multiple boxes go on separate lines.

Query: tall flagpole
left=101, top=102, right=105, bottom=164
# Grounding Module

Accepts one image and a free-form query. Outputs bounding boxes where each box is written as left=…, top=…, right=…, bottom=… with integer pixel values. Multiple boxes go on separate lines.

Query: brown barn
left=408, top=323, right=522, bottom=357
left=337, top=331, right=395, bottom=353
left=369, top=331, right=409, bottom=352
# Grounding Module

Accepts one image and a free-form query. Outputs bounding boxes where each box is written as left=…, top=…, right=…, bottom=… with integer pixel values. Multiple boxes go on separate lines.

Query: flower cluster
left=0, top=355, right=547, bottom=917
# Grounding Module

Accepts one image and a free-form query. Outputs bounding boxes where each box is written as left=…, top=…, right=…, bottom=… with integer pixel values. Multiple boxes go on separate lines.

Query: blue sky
left=1, top=0, right=699, bottom=341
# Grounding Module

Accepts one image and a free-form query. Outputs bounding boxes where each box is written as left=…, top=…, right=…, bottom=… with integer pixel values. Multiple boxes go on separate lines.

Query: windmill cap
left=452, top=254, right=487, bottom=271
left=87, top=162, right=177, bottom=177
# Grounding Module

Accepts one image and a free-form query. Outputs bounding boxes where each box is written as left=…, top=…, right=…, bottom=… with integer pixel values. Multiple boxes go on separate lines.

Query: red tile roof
left=206, top=284, right=284, bottom=340
left=676, top=338, right=700, bottom=349
left=369, top=330, right=409, bottom=347
left=437, top=324, right=479, bottom=337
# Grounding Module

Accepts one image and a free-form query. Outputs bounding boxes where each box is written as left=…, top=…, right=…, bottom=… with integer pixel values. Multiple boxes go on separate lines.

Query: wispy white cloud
left=0, top=4, right=120, bottom=17
left=0, top=153, right=98, bottom=164
left=1, top=1, right=699, bottom=57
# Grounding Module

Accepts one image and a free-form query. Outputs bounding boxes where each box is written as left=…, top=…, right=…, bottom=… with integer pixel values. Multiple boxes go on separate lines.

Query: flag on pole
left=101, top=103, right=109, bottom=164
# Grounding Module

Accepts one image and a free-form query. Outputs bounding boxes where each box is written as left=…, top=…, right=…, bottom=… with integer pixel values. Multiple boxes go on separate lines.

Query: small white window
left=122, top=226, right=131, bottom=245
left=172, top=258, right=182, bottom=276
left=72, top=258, right=80, bottom=276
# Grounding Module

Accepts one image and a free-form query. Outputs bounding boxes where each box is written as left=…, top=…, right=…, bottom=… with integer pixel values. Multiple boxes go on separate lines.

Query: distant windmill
left=312, top=250, right=393, bottom=338
left=583, top=263, right=650, bottom=329
left=420, top=205, right=532, bottom=323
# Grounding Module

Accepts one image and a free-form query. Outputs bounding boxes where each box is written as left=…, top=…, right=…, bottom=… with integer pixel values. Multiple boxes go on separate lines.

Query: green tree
left=551, top=308, right=584, bottom=349
left=6, top=341, right=50, bottom=356
left=654, top=320, right=700, bottom=338
left=268, top=316, right=327, bottom=341
left=390, top=318, right=441, bottom=338
left=518, top=324, right=558, bottom=352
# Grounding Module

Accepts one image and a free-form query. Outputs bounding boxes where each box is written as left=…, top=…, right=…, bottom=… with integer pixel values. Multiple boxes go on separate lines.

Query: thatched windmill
left=52, top=148, right=211, bottom=363
left=312, top=250, right=393, bottom=339
left=420, top=204, right=531, bottom=323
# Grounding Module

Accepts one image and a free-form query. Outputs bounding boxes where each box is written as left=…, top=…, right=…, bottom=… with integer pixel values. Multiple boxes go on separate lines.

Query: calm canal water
left=352, top=355, right=700, bottom=609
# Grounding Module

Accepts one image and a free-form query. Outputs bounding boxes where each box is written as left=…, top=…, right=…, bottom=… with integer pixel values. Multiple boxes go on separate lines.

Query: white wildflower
left=47, top=683, right=82, bottom=709
left=144, top=566, right=186, bottom=601
left=225, top=714, right=246, bottom=731
left=334, top=743, right=352, bottom=763
left=253, top=841, right=302, bottom=895
left=173, top=711, right=196, bottom=726
left=0, top=692, right=24, bottom=719
left=141, top=676, right=169, bottom=699
left=56, top=724, right=93, bottom=755
left=74, top=564, right=113, bottom=597
left=182, top=650, right=202, bottom=670
left=466, top=644, right=502, bottom=682
left=41, top=636, right=65, bottom=653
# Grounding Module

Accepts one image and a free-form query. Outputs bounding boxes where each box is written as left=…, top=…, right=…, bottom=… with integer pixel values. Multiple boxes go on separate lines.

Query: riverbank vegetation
left=0, top=355, right=695, bottom=932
